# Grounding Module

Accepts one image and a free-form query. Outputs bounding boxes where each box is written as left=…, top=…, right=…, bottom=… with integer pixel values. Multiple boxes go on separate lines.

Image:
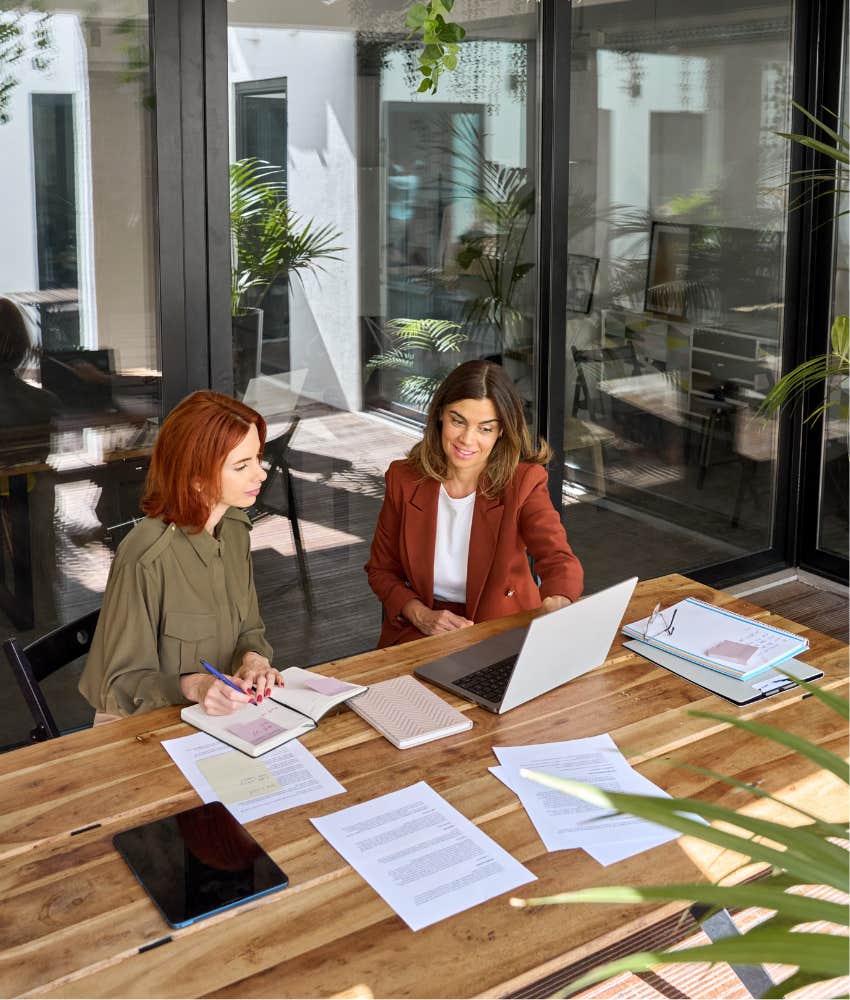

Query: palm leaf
left=513, top=882, right=849, bottom=928
left=518, top=772, right=848, bottom=889
left=688, top=709, right=850, bottom=784
left=554, top=929, right=848, bottom=997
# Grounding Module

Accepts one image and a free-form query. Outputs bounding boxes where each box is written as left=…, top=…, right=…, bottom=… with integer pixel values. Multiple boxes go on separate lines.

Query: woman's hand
left=402, top=599, right=474, bottom=636
left=541, top=595, right=572, bottom=614
left=179, top=672, right=255, bottom=715
left=235, top=652, right=284, bottom=701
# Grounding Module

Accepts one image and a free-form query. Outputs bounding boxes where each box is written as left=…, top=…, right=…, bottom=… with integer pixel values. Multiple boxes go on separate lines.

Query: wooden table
left=1, top=575, right=846, bottom=999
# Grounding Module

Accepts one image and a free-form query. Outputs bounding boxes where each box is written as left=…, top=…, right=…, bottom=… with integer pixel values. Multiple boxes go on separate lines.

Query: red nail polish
left=257, top=695, right=263, bottom=702
left=265, top=688, right=271, bottom=697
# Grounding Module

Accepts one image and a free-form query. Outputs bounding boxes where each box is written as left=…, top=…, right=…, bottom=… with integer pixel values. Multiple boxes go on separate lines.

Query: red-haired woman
left=366, top=360, right=583, bottom=648
left=80, top=391, right=282, bottom=718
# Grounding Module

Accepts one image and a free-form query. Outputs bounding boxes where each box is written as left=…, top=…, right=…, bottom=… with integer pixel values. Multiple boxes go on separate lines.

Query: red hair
left=142, top=391, right=267, bottom=531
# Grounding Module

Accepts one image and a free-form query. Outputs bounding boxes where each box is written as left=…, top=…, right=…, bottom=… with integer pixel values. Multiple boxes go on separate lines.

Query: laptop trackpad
left=416, top=626, right=528, bottom=685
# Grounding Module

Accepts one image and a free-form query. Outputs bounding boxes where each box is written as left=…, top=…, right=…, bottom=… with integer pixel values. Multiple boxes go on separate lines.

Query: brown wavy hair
left=407, top=360, right=551, bottom=498
left=142, top=391, right=266, bottom=531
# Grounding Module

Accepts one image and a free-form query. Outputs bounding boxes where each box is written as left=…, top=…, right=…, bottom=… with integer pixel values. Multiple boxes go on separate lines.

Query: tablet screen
left=113, top=801, right=288, bottom=927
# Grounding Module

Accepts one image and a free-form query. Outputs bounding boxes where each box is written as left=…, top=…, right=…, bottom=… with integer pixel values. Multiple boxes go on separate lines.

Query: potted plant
left=229, top=157, right=345, bottom=396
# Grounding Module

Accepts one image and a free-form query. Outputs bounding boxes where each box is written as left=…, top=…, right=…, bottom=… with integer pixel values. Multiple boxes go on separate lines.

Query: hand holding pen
left=196, top=659, right=258, bottom=715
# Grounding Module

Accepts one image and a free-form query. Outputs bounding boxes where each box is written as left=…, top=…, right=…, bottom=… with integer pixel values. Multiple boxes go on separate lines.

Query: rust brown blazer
left=365, top=460, right=584, bottom=648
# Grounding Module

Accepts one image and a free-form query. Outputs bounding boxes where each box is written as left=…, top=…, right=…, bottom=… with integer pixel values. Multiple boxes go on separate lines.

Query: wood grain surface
left=0, top=575, right=846, bottom=999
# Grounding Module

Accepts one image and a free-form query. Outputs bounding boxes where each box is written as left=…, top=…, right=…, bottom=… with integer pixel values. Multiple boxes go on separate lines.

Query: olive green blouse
left=79, top=509, right=273, bottom=716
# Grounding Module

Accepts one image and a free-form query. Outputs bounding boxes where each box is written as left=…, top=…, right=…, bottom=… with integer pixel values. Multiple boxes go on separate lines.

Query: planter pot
left=232, top=307, right=263, bottom=399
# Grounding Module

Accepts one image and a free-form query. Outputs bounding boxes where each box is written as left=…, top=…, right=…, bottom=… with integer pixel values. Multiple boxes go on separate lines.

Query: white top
left=432, top=485, right=476, bottom=603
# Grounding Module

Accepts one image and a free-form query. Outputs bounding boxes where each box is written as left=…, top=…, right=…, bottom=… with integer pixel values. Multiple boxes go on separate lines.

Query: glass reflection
left=0, top=5, right=158, bottom=749
left=226, top=1, right=538, bottom=668
left=566, top=3, right=793, bottom=588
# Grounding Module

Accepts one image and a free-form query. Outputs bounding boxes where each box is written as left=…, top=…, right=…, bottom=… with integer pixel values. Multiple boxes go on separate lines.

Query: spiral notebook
left=348, top=675, right=472, bottom=749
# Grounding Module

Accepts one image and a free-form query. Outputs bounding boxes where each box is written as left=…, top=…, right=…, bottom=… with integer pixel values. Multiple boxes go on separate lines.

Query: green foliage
left=405, top=1, right=465, bottom=95
left=446, top=117, right=535, bottom=339
left=511, top=679, right=850, bottom=998
left=760, top=104, right=848, bottom=427
left=0, top=7, right=53, bottom=125
left=366, top=317, right=466, bottom=409
left=229, top=158, right=345, bottom=316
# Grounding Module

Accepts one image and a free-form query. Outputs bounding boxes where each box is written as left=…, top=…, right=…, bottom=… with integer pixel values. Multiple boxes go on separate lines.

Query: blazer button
left=505, top=588, right=515, bottom=597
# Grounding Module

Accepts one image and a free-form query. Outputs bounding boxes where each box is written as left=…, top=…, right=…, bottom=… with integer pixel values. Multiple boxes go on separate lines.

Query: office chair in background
left=3, top=608, right=100, bottom=741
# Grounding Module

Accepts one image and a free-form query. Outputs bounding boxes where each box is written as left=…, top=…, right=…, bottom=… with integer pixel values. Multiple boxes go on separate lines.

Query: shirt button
left=505, top=588, right=515, bottom=597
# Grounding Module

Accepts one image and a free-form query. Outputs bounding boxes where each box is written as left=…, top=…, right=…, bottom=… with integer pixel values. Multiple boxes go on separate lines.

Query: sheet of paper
left=162, top=732, right=345, bottom=824
left=492, top=737, right=680, bottom=852
left=311, top=780, right=535, bottom=931
left=490, top=766, right=677, bottom=865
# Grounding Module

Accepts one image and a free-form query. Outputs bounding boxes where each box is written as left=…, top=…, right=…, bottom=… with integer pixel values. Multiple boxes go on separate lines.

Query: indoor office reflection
left=0, top=5, right=158, bottom=749
left=564, top=1, right=793, bottom=588
left=225, top=1, right=539, bottom=673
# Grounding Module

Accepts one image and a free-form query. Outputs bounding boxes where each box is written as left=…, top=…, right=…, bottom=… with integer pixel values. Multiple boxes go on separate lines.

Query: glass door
left=224, top=0, right=540, bottom=668
left=563, top=0, right=795, bottom=591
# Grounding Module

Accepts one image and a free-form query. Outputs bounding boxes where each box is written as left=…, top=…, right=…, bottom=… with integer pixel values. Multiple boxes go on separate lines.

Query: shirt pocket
left=162, top=612, right=217, bottom=675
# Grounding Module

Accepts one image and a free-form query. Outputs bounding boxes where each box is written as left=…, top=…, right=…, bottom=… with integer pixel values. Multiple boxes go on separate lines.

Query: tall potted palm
left=229, top=158, right=345, bottom=395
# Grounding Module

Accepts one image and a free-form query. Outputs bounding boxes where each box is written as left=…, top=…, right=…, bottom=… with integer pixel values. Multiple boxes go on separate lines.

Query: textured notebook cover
left=349, top=675, right=472, bottom=749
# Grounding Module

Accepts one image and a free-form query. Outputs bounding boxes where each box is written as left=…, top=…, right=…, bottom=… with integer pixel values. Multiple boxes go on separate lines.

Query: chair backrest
left=252, top=415, right=301, bottom=518
left=571, top=343, right=643, bottom=419
left=3, top=608, right=100, bottom=741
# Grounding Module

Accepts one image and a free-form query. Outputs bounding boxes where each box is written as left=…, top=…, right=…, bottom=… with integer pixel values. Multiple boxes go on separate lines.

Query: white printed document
left=492, top=736, right=679, bottom=865
left=310, top=780, right=535, bottom=931
left=162, top=732, right=345, bottom=824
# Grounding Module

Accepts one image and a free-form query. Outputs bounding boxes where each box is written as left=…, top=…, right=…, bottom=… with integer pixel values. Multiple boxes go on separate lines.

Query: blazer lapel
left=402, top=476, right=439, bottom=604
left=466, top=492, right=504, bottom=619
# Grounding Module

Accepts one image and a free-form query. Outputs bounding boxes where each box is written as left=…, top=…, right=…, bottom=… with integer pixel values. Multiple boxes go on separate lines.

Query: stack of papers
left=491, top=734, right=681, bottom=866
left=623, top=597, right=809, bottom=680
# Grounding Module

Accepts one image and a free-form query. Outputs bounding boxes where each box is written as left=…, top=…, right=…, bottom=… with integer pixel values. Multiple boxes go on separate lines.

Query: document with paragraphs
left=162, top=731, right=345, bottom=824
left=310, top=781, right=535, bottom=931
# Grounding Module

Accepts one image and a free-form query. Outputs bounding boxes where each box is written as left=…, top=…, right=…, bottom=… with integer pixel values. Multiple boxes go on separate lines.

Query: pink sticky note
left=706, top=640, right=760, bottom=665
left=226, top=717, right=287, bottom=746
left=304, top=675, right=357, bottom=695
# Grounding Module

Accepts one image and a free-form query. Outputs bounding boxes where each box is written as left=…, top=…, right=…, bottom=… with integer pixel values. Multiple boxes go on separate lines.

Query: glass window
left=0, top=6, right=158, bottom=747
left=226, top=0, right=538, bottom=667
left=817, top=47, right=848, bottom=560
left=566, top=1, right=793, bottom=589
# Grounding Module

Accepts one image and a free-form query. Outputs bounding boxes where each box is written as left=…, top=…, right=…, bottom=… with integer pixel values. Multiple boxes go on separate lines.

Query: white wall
left=0, top=11, right=156, bottom=370
left=229, top=27, right=361, bottom=411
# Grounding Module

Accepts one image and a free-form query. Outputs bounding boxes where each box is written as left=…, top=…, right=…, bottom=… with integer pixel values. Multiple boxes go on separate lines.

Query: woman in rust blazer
left=366, top=360, right=584, bottom=648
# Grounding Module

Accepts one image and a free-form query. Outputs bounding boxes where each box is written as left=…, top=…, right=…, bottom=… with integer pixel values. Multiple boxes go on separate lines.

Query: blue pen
left=200, top=660, right=256, bottom=704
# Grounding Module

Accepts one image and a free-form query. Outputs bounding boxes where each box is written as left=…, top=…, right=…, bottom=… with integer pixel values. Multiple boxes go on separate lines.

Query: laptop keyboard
left=454, top=655, right=518, bottom=703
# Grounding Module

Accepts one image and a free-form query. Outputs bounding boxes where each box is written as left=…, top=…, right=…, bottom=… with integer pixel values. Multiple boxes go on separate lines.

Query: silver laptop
left=414, top=577, right=638, bottom=714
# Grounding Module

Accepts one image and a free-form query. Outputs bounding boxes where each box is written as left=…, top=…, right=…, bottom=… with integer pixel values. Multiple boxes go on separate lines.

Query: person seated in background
left=0, top=297, right=61, bottom=465
left=365, top=359, right=584, bottom=648
left=79, top=391, right=282, bottom=720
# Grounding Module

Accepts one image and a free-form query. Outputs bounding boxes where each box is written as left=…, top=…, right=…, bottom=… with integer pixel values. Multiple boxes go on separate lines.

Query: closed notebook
left=348, top=675, right=472, bottom=749
left=181, top=666, right=367, bottom=757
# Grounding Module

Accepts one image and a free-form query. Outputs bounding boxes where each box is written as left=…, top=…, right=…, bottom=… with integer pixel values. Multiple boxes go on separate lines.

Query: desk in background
left=0, top=575, right=846, bottom=998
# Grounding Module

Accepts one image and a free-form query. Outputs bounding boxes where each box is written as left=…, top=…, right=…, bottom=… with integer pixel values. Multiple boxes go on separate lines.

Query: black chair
left=3, top=608, right=100, bottom=742
left=571, top=343, right=643, bottom=421
left=250, top=416, right=313, bottom=611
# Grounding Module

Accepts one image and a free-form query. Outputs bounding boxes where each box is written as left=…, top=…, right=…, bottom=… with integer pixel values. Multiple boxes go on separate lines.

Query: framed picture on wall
left=566, top=254, right=599, bottom=314
left=645, top=222, right=689, bottom=319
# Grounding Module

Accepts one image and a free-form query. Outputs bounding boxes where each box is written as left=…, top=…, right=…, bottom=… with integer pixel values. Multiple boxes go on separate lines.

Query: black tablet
left=113, top=801, right=288, bottom=928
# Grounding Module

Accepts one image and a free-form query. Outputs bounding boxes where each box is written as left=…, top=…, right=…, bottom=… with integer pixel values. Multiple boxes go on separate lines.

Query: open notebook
left=181, top=667, right=367, bottom=757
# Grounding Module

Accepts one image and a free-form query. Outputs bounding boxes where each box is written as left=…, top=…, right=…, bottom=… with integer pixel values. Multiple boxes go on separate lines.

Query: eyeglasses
left=642, top=602, right=677, bottom=640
